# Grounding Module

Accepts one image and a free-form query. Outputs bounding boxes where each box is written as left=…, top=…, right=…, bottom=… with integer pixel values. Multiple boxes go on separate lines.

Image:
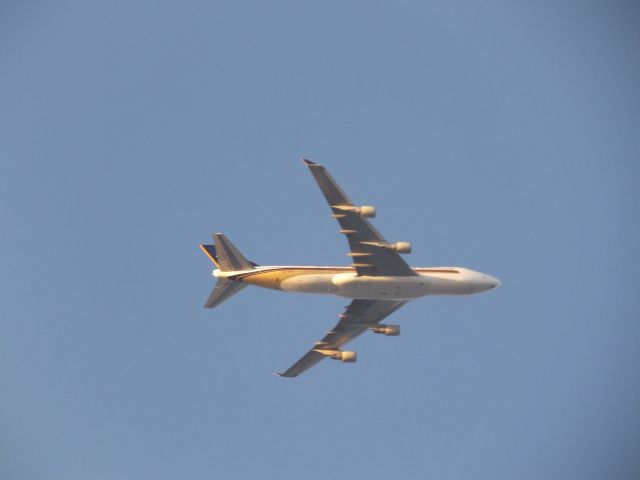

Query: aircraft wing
left=302, top=159, right=416, bottom=277
left=276, top=299, right=407, bottom=378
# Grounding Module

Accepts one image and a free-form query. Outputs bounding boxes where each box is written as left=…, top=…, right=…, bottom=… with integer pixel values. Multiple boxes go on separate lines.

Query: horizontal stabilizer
left=204, top=278, right=247, bottom=309
left=212, top=233, right=255, bottom=272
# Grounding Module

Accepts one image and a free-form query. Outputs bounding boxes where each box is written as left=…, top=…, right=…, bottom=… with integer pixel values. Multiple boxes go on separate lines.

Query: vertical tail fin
left=200, top=233, right=257, bottom=308
left=199, top=244, right=220, bottom=268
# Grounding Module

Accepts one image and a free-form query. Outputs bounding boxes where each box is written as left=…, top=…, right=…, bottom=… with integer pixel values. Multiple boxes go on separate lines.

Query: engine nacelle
left=371, top=324, right=401, bottom=336
left=336, top=351, right=357, bottom=362
left=353, top=205, right=376, bottom=218
left=387, top=242, right=412, bottom=254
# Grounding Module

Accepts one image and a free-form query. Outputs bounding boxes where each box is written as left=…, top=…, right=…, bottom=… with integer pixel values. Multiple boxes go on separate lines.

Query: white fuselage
left=216, top=266, right=500, bottom=301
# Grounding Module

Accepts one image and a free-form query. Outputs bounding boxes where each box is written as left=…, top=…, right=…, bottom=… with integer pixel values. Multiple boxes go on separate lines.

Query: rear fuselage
left=216, top=266, right=500, bottom=301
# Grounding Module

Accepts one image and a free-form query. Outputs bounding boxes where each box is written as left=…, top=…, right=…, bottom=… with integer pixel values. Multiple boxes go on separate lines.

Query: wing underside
left=302, top=159, right=416, bottom=277
left=276, top=299, right=407, bottom=377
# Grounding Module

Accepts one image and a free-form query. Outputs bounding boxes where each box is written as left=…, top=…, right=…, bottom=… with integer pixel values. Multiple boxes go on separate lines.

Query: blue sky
left=1, top=1, right=639, bottom=479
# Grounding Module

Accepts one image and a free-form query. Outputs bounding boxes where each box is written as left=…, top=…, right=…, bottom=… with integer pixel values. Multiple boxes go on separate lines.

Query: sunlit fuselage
left=215, top=266, right=500, bottom=301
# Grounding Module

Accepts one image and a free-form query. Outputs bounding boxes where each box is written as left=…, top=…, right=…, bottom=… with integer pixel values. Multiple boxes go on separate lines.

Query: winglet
left=301, top=158, right=319, bottom=166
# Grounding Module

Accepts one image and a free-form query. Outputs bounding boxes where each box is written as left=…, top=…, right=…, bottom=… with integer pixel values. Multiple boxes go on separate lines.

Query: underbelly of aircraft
left=280, top=272, right=433, bottom=300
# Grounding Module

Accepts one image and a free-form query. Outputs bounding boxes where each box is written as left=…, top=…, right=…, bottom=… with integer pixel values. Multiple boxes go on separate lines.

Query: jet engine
left=387, top=242, right=412, bottom=254
left=353, top=205, right=376, bottom=218
left=370, top=324, right=401, bottom=336
left=333, top=351, right=357, bottom=362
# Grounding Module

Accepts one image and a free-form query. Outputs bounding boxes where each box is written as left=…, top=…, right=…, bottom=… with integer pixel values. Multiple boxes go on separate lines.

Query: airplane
left=199, top=159, right=500, bottom=377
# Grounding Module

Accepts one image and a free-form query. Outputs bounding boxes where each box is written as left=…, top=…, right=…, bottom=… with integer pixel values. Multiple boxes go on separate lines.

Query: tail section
left=204, top=278, right=247, bottom=308
left=199, top=233, right=257, bottom=272
left=199, top=244, right=220, bottom=269
left=212, top=233, right=255, bottom=271
left=200, top=233, right=257, bottom=308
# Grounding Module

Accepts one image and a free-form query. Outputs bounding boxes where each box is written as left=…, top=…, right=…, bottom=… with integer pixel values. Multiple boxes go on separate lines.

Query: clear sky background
left=1, top=1, right=639, bottom=479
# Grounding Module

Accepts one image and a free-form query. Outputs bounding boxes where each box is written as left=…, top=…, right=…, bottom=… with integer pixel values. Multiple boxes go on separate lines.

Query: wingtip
left=300, top=158, right=319, bottom=166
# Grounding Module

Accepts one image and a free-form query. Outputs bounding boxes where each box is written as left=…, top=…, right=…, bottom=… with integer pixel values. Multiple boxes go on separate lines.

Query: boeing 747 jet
left=200, top=159, right=500, bottom=377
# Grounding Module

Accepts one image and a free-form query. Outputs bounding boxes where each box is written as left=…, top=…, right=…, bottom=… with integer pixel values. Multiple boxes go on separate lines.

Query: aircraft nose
left=487, top=275, right=501, bottom=289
